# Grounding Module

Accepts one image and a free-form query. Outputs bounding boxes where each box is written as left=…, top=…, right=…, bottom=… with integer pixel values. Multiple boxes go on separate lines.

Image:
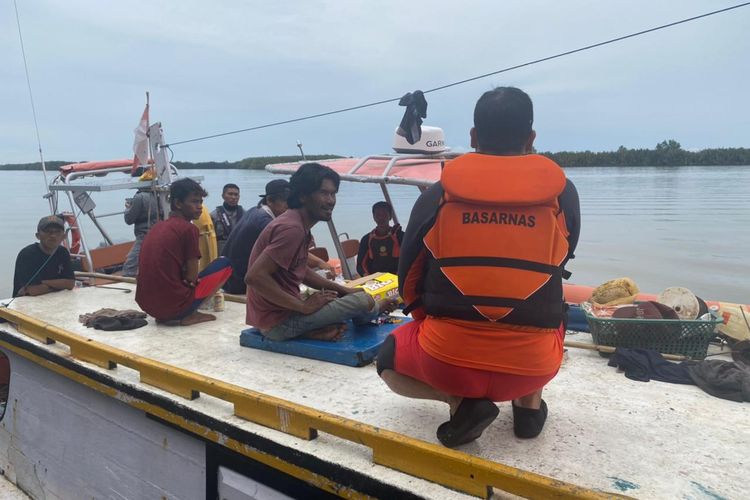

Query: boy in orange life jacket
left=376, top=87, right=580, bottom=448
left=356, top=201, right=404, bottom=276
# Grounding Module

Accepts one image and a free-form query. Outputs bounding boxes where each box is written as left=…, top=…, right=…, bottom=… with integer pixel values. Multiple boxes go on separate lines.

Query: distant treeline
left=2, top=142, right=749, bottom=170
left=0, top=160, right=72, bottom=171
left=173, top=155, right=343, bottom=170
left=541, top=140, right=750, bottom=167
left=0, top=155, right=342, bottom=171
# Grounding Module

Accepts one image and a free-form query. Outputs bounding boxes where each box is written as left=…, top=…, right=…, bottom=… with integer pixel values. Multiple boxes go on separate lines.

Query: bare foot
left=303, top=323, right=347, bottom=341
left=156, top=319, right=181, bottom=326
left=179, top=311, right=216, bottom=326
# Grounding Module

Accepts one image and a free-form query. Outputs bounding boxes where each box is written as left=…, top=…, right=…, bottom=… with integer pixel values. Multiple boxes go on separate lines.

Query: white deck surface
left=2, top=286, right=748, bottom=499
left=0, top=475, right=30, bottom=500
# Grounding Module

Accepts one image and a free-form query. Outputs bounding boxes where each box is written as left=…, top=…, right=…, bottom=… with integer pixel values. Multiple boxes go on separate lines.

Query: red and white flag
left=132, top=92, right=150, bottom=175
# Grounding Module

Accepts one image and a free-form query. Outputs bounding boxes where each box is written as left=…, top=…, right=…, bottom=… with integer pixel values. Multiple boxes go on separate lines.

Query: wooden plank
left=81, top=241, right=134, bottom=272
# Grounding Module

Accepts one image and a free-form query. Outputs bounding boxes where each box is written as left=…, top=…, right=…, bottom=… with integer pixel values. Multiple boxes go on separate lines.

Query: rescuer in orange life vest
left=377, top=87, right=580, bottom=448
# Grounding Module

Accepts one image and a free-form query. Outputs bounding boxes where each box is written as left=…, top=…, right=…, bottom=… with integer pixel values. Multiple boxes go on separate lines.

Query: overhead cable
left=167, top=2, right=750, bottom=147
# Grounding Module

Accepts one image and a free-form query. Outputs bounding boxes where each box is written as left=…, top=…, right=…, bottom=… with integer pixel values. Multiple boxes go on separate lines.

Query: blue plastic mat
left=240, top=318, right=410, bottom=367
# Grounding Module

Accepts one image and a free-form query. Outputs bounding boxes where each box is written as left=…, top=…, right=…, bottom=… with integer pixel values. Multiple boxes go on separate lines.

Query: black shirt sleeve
left=395, top=226, right=405, bottom=244
left=356, top=234, right=369, bottom=276
left=13, top=246, right=37, bottom=297
left=124, top=193, right=144, bottom=225
left=397, top=183, right=443, bottom=293
left=559, top=178, right=581, bottom=264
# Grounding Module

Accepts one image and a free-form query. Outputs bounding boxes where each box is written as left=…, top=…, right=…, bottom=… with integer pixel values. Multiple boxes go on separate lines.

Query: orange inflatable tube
left=562, top=283, right=735, bottom=309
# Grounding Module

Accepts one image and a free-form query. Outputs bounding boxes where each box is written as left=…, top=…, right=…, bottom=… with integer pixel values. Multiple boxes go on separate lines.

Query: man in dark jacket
left=211, top=183, right=245, bottom=254
left=122, top=189, right=160, bottom=277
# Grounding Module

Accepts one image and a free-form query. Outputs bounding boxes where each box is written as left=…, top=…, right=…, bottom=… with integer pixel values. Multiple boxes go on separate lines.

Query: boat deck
left=1, top=286, right=746, bottom=499
left=0, top=476, right=29, bottom=500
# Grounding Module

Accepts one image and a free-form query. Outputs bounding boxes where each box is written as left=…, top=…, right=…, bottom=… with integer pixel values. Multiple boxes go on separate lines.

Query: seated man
left=245, top=163, right=397, bottom=341
left=377, top=87, right=580, bottom=448
left=13, top=215, right=76, bottom=297
left=222, top=179, right=291, bottom=294
left=222, top=179, right=335, bottom=294
left=211, top=183, right=245, bottom=254
left=356, top=201, right=404, bottom=276
left=136, top=178, right=231, bottom=326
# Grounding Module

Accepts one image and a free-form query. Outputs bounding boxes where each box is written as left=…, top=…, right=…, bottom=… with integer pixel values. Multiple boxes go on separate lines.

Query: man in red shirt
left=136, top=178, right=231, bottom=326
left=245, top=163, right=397, bottom=341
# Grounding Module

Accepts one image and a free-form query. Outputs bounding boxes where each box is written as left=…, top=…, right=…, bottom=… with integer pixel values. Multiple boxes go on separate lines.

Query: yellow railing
left=0, top=305, right=627, bottom=499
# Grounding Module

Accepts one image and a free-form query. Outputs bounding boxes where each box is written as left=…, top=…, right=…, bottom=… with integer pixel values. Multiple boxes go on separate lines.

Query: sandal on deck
left=512, top=399, right=548, bottom=439
left=436, top=398, right=499, bottom=448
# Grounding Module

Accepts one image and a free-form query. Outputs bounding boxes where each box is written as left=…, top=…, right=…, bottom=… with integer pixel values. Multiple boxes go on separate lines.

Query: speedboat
left=1, top=123, right=747, bottom=499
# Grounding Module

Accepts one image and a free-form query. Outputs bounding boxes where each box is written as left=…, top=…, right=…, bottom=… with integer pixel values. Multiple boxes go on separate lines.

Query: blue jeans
left=264, top=292, right=379, bottom=340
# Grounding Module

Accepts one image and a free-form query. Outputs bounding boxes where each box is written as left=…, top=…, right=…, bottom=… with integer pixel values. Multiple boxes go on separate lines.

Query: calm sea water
left=1, top=166, right=748, bottom=303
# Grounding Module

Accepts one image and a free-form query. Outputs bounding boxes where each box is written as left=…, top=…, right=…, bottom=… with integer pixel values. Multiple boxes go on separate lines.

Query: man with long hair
left=245, top=163, right=397, bottom=341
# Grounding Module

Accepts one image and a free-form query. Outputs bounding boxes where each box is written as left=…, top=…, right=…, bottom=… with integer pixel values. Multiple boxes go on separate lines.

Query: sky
left=2, top=0, right=749, bottom=164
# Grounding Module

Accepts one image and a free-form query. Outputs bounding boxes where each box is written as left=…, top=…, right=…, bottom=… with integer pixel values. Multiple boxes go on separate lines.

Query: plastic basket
left=584, top=305, right=723, bottom=359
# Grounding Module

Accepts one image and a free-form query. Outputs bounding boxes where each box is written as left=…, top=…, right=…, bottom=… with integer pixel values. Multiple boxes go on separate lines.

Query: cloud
left=2, top=0, right=749, bottom=163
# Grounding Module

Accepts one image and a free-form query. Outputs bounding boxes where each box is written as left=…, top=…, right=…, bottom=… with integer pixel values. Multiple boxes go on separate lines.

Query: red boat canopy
left=58, top=159, right=135, bottom=177
left=266, top=157, right=449, bottom=187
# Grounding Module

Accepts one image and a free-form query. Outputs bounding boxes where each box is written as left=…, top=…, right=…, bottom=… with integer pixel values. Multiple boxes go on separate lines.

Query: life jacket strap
left=402, top=298, right=423, bottom=316
left=423, top=292, right=564, bottom=315
left=436, top=256, right=562, bottom=276
left=459, top=295, right=563, bottom=313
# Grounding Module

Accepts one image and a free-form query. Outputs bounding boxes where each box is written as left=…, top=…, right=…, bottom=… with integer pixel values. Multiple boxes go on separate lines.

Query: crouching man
left=376, top=87, right=580, bottom=447
left=245, top=163, right=396, bottom=341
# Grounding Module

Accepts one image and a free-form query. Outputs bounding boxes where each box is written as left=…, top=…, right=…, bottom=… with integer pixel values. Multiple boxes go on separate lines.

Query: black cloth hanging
left=397, top=91, right=428, bottom=144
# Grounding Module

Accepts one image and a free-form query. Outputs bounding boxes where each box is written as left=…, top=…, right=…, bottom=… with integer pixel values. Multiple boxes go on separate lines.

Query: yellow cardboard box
left=354, top=273, right=401, bottom=303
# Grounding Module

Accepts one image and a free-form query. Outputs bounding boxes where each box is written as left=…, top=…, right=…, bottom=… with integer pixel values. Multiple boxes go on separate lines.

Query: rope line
left=166, top=2, right=750, bottom=147
left=13, top=0, right=53, bottom=212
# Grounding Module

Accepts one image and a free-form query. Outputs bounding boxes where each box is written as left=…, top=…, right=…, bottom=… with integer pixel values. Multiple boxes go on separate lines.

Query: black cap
left=37, top=215, right=65, bottom=232
left=260, top=179, right=290, bottom=198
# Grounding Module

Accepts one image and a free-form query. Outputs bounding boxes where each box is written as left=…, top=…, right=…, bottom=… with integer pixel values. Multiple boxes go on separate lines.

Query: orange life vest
left=361, top=227, right=401, bottom=275
left=421, top=153, right=570, bottom=329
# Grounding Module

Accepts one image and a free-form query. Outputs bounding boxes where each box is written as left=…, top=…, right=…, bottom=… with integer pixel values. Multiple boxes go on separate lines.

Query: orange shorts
left=389, top=320, right=563, bottom=401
